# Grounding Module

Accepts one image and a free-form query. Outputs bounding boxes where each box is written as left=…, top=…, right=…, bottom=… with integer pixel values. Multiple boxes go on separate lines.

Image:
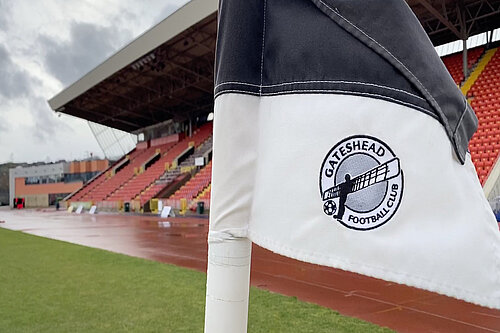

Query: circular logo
left=319, top=135, right=403, bottom=231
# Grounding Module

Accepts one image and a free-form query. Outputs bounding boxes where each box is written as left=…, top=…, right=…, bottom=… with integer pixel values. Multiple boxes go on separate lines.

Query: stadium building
left=9, top=160, right=109, bottom=208
left=48, top=0, right=500, bottom=214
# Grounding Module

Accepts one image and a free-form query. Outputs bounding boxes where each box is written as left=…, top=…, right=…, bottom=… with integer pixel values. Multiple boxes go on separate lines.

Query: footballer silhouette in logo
left=319, top=135, right=404, bottom=231
left=334, top=173, right=353, bottom=220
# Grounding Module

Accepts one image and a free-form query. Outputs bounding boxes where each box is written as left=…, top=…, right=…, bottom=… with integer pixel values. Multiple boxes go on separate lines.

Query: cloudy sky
left=0, top=0, right=189, bottom=164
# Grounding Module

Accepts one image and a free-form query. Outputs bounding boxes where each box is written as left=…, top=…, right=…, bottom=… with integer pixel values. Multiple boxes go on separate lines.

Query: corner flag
left=205, top=0, right=500, bottom=331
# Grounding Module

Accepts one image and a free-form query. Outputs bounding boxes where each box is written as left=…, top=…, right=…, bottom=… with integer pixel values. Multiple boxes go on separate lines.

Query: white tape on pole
left=204, top=238, right=252, bottom=333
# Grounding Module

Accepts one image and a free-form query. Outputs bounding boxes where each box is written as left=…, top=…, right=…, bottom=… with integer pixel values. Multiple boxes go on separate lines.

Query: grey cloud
left=0, top=117, right=8, bottom=132
left=0, top=42, right=48, bottom=143
left=30, top=97, right=64, bottom=141
left=0, top=0, right=10, bottom=30
left=118, top=8, right=138, bottom=27
left=40, top=22, right=132, bottom=87
left=0, top=44, right=66, bottom=143
left=0, top=45, right=32, bottom=99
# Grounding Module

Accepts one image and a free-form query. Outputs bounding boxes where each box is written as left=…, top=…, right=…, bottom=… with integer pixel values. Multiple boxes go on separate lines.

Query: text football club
left=319, top=135, right=404, bottom=231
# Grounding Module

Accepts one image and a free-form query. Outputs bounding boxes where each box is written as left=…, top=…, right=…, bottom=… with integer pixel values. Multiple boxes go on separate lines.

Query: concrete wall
left=24, top=194, right=49, bottom=208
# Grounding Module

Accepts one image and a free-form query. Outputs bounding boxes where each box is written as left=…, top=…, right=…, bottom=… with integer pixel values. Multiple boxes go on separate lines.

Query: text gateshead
left=325, top=139, right=386, bottom=178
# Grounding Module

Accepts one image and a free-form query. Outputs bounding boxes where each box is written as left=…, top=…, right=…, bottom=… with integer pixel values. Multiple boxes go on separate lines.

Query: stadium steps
left=107, top=123, right=213, bottom=204
left=135, top=136, right=212, bottom=206
left=134, top=125, right=213, bottom=206
left=461, top=47, right=487, bottom=87
left=80, top=148, right=151, bottom=201
left=195, top=184, right=211, bottom=201
left=467, top=47, right=500, bottom=184
left=169, top=161, right=212, bottom=204
left=137, top=167, right=183, bottom=206
left=68, top=148, right=141, bottom=202
left=442, top=47, right=484, bottom=86
left=83, top=144, right=171, bottom=202
left=105, top=143, right=176, bottom=202
left=188, top=183, right=211, bottom=211
left=69, top=171, right=107, bottom=202
left=461, top=48, right=498, bottom=95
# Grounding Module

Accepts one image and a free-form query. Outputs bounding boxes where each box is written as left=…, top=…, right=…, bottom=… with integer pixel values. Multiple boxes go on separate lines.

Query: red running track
left=0, top=208, right=499, bottom=332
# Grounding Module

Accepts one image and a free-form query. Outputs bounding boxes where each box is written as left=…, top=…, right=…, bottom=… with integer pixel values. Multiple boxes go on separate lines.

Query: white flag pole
left=204, top=237, right=252, bottom=333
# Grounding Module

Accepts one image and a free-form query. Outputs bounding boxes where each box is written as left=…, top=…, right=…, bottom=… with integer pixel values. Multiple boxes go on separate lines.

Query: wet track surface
left=1, top=208, right=499, bottom=332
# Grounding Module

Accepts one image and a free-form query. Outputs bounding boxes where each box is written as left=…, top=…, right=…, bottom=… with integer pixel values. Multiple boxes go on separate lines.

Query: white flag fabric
left=208, top=0, right=500, bottom=309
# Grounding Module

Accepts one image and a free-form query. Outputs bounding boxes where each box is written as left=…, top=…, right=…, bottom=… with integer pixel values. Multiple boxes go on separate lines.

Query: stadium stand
left=70, top=149, right=141, bottom=201
left=468, top=47, right=500, bottom=184
left=196, top=183, right=211, bottom=201
left=68, top=122, right=213, bottom=209
left=104, top=143, right=176, bottom=202
left=169, top=161, right=212, bottom=209
left=108, top=125, right=212, bottom=203
left=442, top=47, right=484, bottom=85
left=80, top=143, right=173, bottom=202
left=189, top=183, right=211, bottom=211
left=139, top=135, right=213, bottom=206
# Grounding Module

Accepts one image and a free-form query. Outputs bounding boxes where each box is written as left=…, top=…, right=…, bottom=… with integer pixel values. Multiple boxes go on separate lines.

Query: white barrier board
left=195, top=157, right=205, bottom=166
left=158, top=201, right=163, bottom=214
left=161, top=206, right=172, bottom=218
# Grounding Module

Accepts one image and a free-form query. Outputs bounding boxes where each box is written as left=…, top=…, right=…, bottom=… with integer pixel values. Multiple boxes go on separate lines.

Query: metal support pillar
left=457, top=0, right=468, bottom=80
left=462, top=39, right=468, bottom=79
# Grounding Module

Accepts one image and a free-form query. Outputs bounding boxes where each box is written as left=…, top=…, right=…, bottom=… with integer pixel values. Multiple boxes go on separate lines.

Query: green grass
left=0, top=228, right=392, bottom=332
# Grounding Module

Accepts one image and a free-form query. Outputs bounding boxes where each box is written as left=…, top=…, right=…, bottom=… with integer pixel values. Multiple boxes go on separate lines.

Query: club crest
left=319, top=135, right=403, bottom=231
